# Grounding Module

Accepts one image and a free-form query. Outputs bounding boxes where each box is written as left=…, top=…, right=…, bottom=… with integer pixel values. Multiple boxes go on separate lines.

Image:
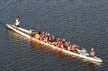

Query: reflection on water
left=7, top=29, right=29, bottom=41
left=89, top=63, right=96, bottom=71
left=30, top=40, right=52, bottom=53
left=54, top=50, right=65, bottom=58
left=7, top=28, right=100, bottom=71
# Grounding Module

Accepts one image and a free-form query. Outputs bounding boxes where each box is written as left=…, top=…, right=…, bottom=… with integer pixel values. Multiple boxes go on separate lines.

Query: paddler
left=34, top=32, right=40, bottom=40
left=60, top=43, right=65, bottom=49
left=68, top=44, right=78, bottom=53
left=44, top=35, right=49, bottom=42
left=90, top=48, right=96, bottom=57
left=81, top=48, right=87, bottom=56
left=64, top=41, right=70, bottom=49
left=68, top=44, right=72, bottom=51
left=40, top=32, right=45, bottom=41
left=15, top=16, right=20, bottom=27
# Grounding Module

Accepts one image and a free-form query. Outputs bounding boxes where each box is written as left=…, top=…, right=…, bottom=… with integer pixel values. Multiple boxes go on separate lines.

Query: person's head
left=38, top=31, right=41, bottom=34
left=91, top=48, right=94, bottom=51
left=62, top=39, right=66, bottom=41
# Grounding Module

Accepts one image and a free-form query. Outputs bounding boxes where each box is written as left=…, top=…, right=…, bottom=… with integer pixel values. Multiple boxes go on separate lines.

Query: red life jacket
left=70, top=44, right=77, bottom=51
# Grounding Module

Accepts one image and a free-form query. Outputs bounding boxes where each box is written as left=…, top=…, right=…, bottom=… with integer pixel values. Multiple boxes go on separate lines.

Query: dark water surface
left=0, top=0, right=108, bottom=71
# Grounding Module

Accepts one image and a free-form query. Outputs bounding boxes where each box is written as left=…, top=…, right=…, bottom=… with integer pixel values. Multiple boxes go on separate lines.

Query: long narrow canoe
left=6, top=24, right=102, bottom=64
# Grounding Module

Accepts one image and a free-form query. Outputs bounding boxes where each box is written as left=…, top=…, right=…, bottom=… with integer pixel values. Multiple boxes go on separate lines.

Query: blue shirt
left=81, top=49, right=87, bottom=55
left=29, top=29, right=34, bottom=32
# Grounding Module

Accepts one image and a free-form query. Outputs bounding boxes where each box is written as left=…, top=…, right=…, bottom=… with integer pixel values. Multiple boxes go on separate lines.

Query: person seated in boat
left=43, top=34, right=49, bottom=43
left=51, top=35, right=56, bottom=42
left=57, top=40, right=61, bottom=47
left=64, top=41, right=70, bottom=49
left=41, top=32, right=49, bottom=42
left=15, top=16, right=20, bottom=27
left=34, top=32, right=40, bottom=40
left=47, top=33, right=51, bottom=42
left=60, top=42, right=65, bottom=49
left=68, top=44, right=72, bottom=50
left=62, top=39, right=66, bottom=44
left=61, top=39, right=70, bottom=49
left=48, top=34, right=56, bottom=43
left=40, top=32, right=45, bottom=41
left=48, top=36, right=53, bottom=42
left=90, top=48, right=96, bottom=57
left=60, top=39, right=68, bottom=49
left=68, top=44, right=78, bottom=53
left=80, top=48, right=88, bottom=56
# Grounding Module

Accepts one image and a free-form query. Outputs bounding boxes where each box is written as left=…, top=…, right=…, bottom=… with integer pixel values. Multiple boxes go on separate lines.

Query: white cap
left=91, top=48, right=94, bottom=50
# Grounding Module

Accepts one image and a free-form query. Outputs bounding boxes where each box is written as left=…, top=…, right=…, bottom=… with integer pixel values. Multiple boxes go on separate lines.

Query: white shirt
left=15, top=19, right=20, bottom=26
